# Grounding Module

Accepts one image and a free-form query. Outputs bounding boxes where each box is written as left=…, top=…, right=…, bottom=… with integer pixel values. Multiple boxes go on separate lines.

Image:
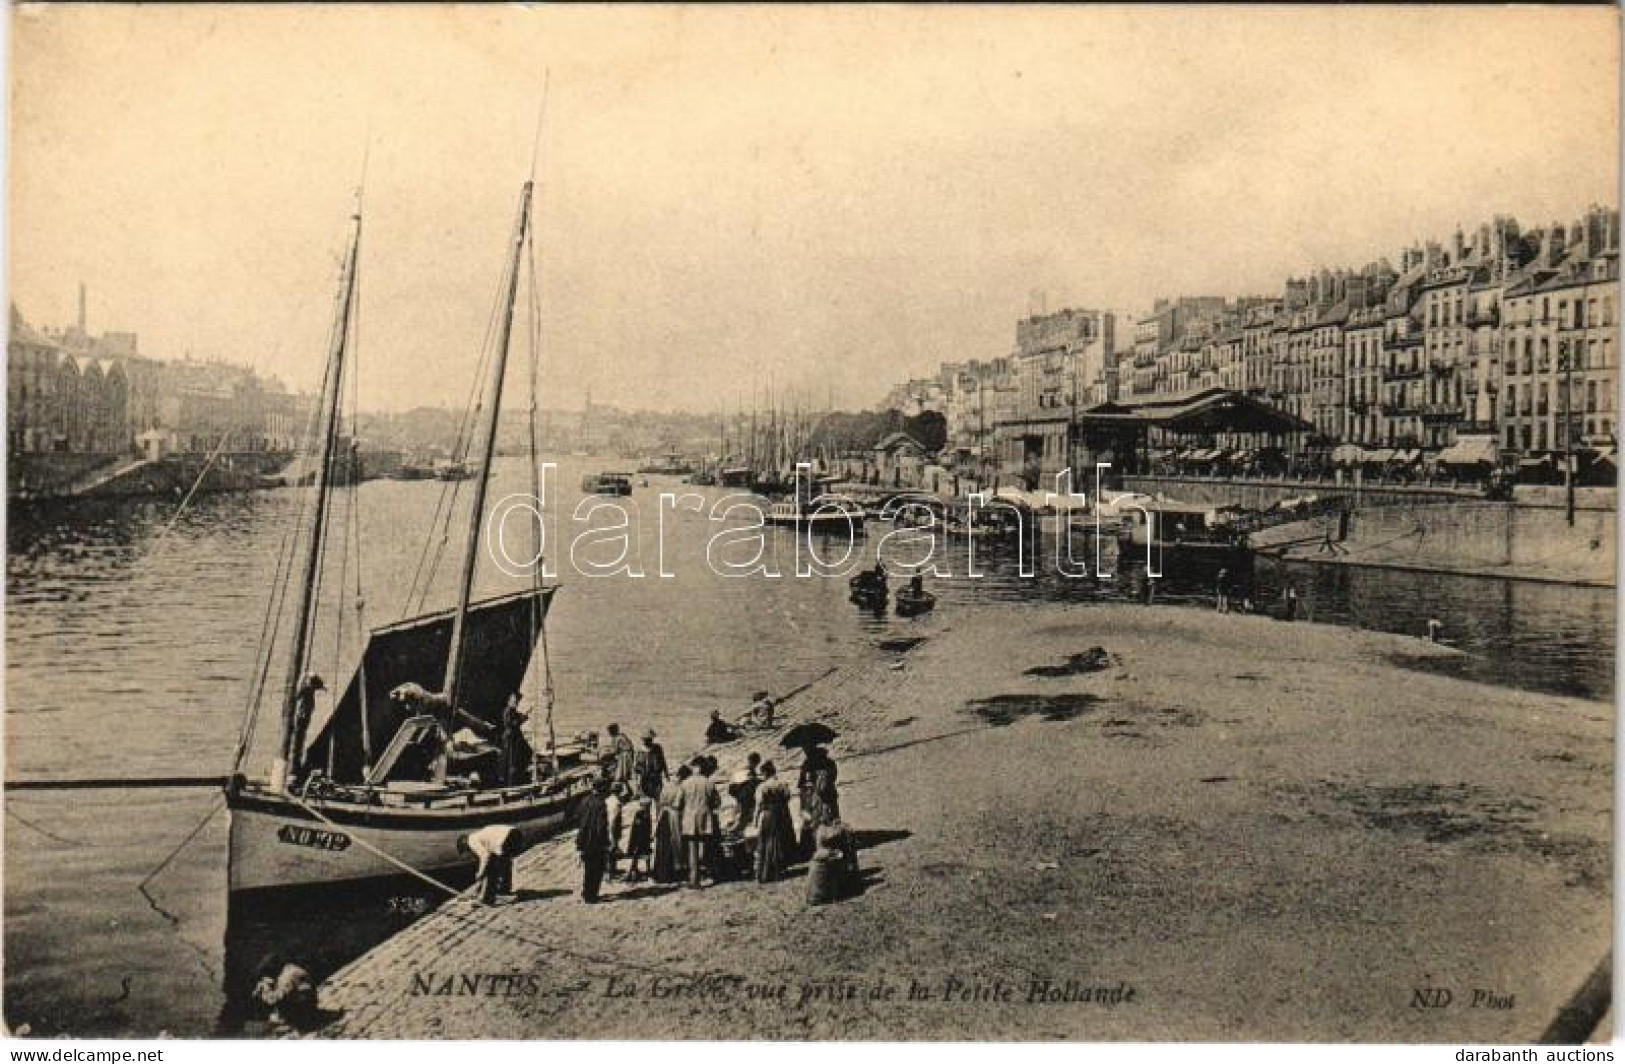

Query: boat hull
left=895, top=591, right=936, bottom=616
left=226, top=774, right=595, bottom=897
left=763, top=513, right=867, bottom=534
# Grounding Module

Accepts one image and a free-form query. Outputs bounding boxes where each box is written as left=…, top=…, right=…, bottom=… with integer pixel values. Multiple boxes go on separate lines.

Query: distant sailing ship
left=225, top=176, right=599, bottom=897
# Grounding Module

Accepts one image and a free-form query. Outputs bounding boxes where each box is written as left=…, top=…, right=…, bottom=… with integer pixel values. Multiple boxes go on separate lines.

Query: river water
left=4, top=456, right=1614, bottom=1035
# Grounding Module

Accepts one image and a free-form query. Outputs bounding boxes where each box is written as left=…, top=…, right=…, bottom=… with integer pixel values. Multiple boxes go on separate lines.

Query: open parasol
left=780, top=722, right=838, bottom=748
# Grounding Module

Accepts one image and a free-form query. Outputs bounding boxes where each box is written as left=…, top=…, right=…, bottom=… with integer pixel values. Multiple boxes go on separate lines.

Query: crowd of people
left=461, top=716, right=843, bottom=906
left=568, top=725, right=842, bottom=903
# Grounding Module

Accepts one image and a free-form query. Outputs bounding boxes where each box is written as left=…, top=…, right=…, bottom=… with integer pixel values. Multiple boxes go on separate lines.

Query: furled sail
left=304, top=587, right=555, bottom=782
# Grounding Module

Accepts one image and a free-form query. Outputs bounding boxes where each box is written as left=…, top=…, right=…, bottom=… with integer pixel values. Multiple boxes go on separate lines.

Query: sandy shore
left=307, top=602, right=1611, bottom=1042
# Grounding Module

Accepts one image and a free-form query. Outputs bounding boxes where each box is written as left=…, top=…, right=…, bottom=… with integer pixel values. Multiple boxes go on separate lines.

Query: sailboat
left=225, top=178, right=599, bottom=897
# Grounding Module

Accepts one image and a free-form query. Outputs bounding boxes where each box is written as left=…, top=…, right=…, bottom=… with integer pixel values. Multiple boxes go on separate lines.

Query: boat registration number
left=278, top=824, right=352, bottom=851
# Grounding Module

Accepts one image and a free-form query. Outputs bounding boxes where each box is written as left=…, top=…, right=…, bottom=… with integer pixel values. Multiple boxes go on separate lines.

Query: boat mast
left=442, top=181, right=534, bottom=712
left=275, top=206, right=362, bottom=790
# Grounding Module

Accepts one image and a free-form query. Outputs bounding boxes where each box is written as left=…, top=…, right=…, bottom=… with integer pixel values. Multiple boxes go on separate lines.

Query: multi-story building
left=1500, top=207, right=1620, bottom=457
left=8, top=297, right=314, bottom=459
left=7, top=306, right=130, bottom=455
left=1344, top=308, right=1385, bottom=444
left=877, top=205, right=1620, bottom=472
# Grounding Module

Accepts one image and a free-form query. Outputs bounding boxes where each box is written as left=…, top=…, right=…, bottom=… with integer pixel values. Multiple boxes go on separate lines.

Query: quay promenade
left=1125, top=476, right=1616, bottom=587
left=301, top=602, right=1610, bottom=1042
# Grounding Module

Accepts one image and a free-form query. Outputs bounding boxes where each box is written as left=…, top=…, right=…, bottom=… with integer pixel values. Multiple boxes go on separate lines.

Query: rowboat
left=894, top=586, right=936, bottom=617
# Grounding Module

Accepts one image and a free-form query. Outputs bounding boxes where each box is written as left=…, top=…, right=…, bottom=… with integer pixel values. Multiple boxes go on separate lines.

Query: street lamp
left=1560, top=341, right=1575, bottom=526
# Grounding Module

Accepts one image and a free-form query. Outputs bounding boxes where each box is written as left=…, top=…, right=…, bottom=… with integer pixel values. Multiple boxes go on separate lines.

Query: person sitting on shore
left=251, top=953, right=320, bottom=1032
left=705, top=710, right=739, bottom=745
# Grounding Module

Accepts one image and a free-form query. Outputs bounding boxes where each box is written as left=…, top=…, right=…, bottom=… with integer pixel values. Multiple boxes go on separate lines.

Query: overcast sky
left=9, top=5, right=1618, bottom=413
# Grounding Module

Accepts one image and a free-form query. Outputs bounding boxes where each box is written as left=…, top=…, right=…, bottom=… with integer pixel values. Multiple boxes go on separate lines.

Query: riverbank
left=1126, top=475, right=1616, bottom=587
left=302, top=602, right=1610, bottom=1042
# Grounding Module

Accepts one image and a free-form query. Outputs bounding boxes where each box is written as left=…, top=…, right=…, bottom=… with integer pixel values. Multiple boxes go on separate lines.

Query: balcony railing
left=1465, top=307, right=1500, bottom=328
left=1420, top=405, right=1461, bottom=422
left=1389, top=333, right=1424, bottom=348
left=1382, top=366, right=1425, bottom=382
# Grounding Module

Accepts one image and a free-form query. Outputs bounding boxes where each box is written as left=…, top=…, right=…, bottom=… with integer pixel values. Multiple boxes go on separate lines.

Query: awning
left=1393, top=449, right=1421, bottom=464
left=1593, top=449, right=1616, bottom=468
left=1332, top=443, right=1363, bottom=465
left=1518, top=456, right=1553, bottom=469
left=1436, top=436, right=1499, bottom=466
left=1362, top=448, right=1395, bottom=464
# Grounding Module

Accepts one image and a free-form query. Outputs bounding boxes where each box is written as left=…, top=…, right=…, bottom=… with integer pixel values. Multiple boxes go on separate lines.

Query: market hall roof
left=1077, top=388, right=1314, bottom=435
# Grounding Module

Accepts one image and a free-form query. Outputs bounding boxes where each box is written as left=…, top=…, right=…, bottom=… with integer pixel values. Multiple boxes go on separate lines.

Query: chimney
left=1453, top=228, right=1466, bottom=264
left=1547, top=224, right=1566, bottom=264
left=1347, top=274, right=1368, bottom=308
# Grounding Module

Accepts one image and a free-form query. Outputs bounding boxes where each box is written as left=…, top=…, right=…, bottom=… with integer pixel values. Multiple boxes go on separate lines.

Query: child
left=625, top=797, right=653, bottom=881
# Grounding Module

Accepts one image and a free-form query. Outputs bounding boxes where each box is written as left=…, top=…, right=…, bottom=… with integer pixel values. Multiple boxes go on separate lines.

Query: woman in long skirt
left=753, top=762, right=796, bottom=883
left=652, top=765, right=689, bottom=883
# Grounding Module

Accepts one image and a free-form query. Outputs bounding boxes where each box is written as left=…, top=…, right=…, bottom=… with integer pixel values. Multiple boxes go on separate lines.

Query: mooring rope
left=288, top=794, right=466, bottom=899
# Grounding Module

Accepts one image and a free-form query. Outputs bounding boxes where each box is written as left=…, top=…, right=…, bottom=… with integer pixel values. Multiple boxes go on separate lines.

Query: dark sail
left=305, top=587, right=555, bottom=782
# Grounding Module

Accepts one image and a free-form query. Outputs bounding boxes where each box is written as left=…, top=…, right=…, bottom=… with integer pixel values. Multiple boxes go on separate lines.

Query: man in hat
left=677, top=756, right=720, bottom=888
left=634, top=729, right=668, bottom=801
left=575, top=778, right=613, bottom=903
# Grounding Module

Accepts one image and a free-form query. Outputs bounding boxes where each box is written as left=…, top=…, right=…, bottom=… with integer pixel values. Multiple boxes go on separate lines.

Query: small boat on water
left=894, top=583, right=936, bottom=617
left=718, top=466, right=752, bottom=488
left=849, top=567, right=888, bottom=608
left=763, top=498, right=867, bottom=534
left=1115, top=498, right=1252, bottom=574
left=580, top=472, right=633, bottom=495
left=226, top=176, right=601, bottom=898
left=433, top=458, right=474, bottom=481
left=637, top=453, right=694, bottom=476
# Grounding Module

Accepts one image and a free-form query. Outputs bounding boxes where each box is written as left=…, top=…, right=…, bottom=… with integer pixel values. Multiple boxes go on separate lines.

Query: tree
left=903, top=410, right=947, bottom=453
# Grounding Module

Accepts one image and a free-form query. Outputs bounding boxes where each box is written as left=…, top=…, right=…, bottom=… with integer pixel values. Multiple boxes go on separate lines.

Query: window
left=1588, top=380, right=1598, bottom=412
